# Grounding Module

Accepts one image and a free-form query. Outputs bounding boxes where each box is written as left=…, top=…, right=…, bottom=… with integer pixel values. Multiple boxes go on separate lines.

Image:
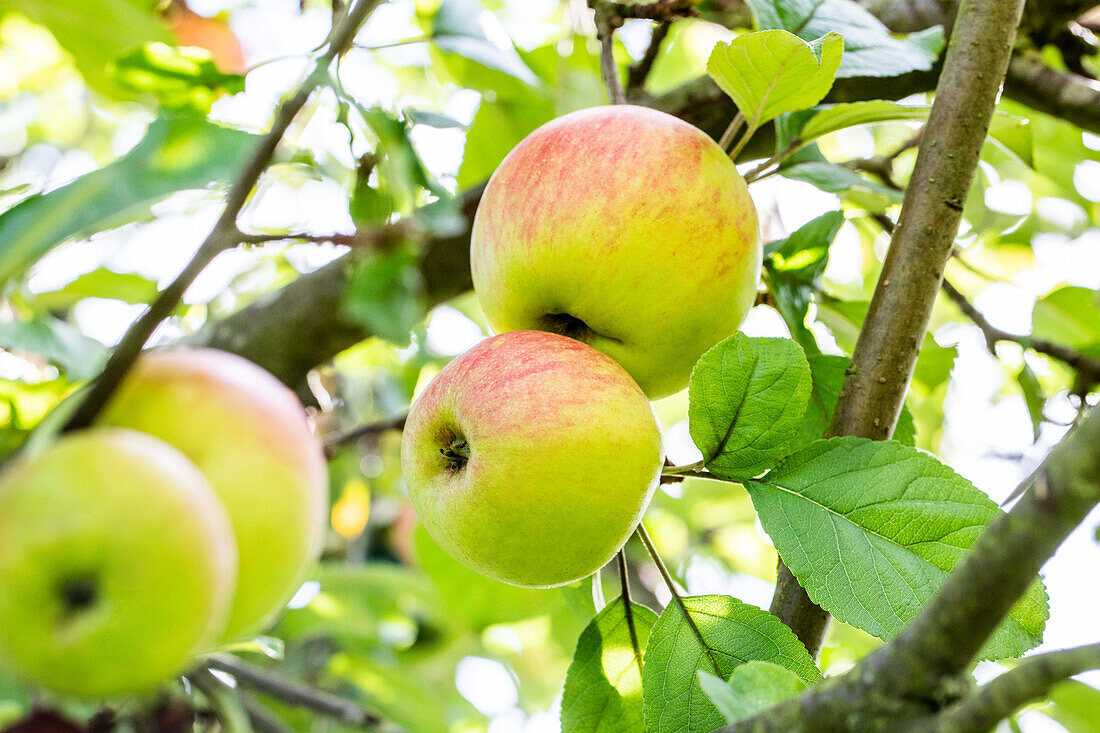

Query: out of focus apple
left=98, top=348, right=328, bottom=641
left=0, top=428, right=236, bottom=697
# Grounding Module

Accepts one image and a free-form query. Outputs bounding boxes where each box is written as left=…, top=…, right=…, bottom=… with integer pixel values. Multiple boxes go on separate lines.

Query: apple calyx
left=539, top=313, right=623, bottom=346
left=59, top=576, right=98, bottom=614
left=440, top=436, right=471, bottom=473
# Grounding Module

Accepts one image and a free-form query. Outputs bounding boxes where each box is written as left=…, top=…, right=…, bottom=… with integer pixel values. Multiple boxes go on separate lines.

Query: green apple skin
left=471, top=104, right=762, bottom=399
left=401, top=330, right=664, bottom=587
left=98, top=348, right=328, bottom=641
left=0, top=428, right=236, bottom=698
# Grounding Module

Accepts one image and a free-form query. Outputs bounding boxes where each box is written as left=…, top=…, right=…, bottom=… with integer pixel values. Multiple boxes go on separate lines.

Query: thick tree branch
left=769, top=0, right=1029, bottom=659
left=1003, top=52, right=1100, bottom=133
left=934, top=643, right=1100, bottom=733
left=941, top=279, right=1100, bottom=383
left=59, top=0, right=381, bottom=432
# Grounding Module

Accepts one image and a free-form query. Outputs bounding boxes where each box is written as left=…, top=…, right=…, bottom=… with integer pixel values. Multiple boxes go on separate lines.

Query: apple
left=401, top=330, right=664, bottom=587
left=0, top=428, right=236, bottom=698
left=98, top=348, right=328, bottom=641
left=471, top=104, right=762, bottom=399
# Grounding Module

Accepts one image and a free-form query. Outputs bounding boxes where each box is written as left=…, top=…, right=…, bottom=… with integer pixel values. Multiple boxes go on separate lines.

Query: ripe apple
left=471, top=104, right=762, bottom=399
left=0, top=428, right=236, bottom=698
left=401, top=330, right=664, bottom=587
left=98, top=348, right=328, bottom=641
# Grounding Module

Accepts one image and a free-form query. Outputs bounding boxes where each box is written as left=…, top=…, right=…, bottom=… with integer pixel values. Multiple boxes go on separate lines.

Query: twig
left=204, top=655, right=381, bottom=728
left=934, top=643, right=1100, bottom=733
left=59, top=0, right=382, bottom=433
left=591, top=1, right=627, bottom=105
left=626, top=21, right=671, bottom=96
left=941, top=279, right=1100, bottom=383
left=766, top=0, right=1030, bottom=660
left=660, top=460, right=705, bottom=476
left=322, top=412, right=408, bottom=458
left=237, top=221, right=418, bottom=249
left=609, top=0, right=696, bottom=21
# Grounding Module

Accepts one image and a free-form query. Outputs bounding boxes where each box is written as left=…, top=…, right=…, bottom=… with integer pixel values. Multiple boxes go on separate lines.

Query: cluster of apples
left=0, top=349, right=328, bottom=698
left=402, top=105, right=762, bottom=587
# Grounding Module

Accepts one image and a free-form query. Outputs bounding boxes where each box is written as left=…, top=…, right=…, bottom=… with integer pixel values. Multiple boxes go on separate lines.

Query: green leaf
left=7, top=0, right=170, bottom=97
left=0, top=115, right=257, bottom=288
left=706, top=30, right=843, bottom=132
left=746, top=0, right=945, bottom=78
left=798, top=101, right=931, bottom=146
left=0, top=317, right=108, bottom=381
left=764, top=211, right=844, bottom=355
left=342, top=246, right=425, bottom=347
left=1017, top=364, right=1045, bottom=442
left=109, top=42, right=245, bottom=112
left=561, top=597, right=658, bottom=733
left=792, top=355, right=916, bottom=449
left=359, top=108, right=440, bottom=216
left=698, top=662, right=807, bottom=725
left=641, top=595, right=821, bottom=733
left=744, top=437, right=1049, bottom=659
left=457, top=94, right=554, bottom=188
left=1032, top=287, right=1100, bottom=357
left=688, top=334, right=812, bottom=481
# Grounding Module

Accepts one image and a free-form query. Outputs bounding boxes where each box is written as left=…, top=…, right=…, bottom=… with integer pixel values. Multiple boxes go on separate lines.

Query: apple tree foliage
left=0, top=0, right=1099, bottom=731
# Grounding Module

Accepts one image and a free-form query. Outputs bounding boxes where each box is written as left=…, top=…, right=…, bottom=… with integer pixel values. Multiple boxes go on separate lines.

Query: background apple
left=401, top=330, right=664, bottom=587
left=0, top=428, right=236, bottom=698
left=98, top=348, right=328, bottom=641
left=471, top=104, right=762, bottom=399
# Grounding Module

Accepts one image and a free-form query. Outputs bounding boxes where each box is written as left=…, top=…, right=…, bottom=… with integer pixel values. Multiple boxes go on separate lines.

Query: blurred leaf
left=1017, top=364, right=1045, bottom=442
left=1046, top=680, right=1100, bottom=732
left=426, top=0, right=539, bottom=85
left=457, top=93, right=553, bottom=188
left=404, top=108, right=467, bottom=129
left=792, top=354, right=917, bottom=449
left=29, top=268, right=159, bottom=311
left=359, top=108, right=440, bottom=216
left=699, top=662, right=807, bottom=725
left=780, top=160, right=904, bottom=202
left=641, top=595, right=821, bottom=733
left=746, top=0, right=945, bottom=78
left=342, top=246, right=426, bottom=347
left=413, top=525, right=564, bottom=631
left=1032, top=287, right=1100, bottom=357
left=0, top=115, right=257, bottom=288
left=561, top=597, right=657, bottom=733
left=688, top=334, right=812, bottom=481
left=7, top=0, right=170, bottom=96
left=0, top=317, right=107, bottom=380
left=744, top=437, right=1049, bottom=659
left=707, top=30, right=843, bottom=132
left=109, top=42, right=244, bottom=112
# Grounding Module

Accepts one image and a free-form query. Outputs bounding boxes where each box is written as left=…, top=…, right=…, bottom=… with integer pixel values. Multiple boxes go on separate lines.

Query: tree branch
left=59, top=0, right=382, bottom=433
left=934, top=643, right=1100, bottom=733
left=768, top=0, right=1029, bottom=659
left=1003, top=52, right=1100, bottom=133
left=591, top=1, right=627, bottom=105
left=203, top=655, right=381, bottom=729
left=322, top=412, right=408, bottom=458
left=626, top=21, right=672, bottom=98
left=941, top=278, right=1100, bottom=383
